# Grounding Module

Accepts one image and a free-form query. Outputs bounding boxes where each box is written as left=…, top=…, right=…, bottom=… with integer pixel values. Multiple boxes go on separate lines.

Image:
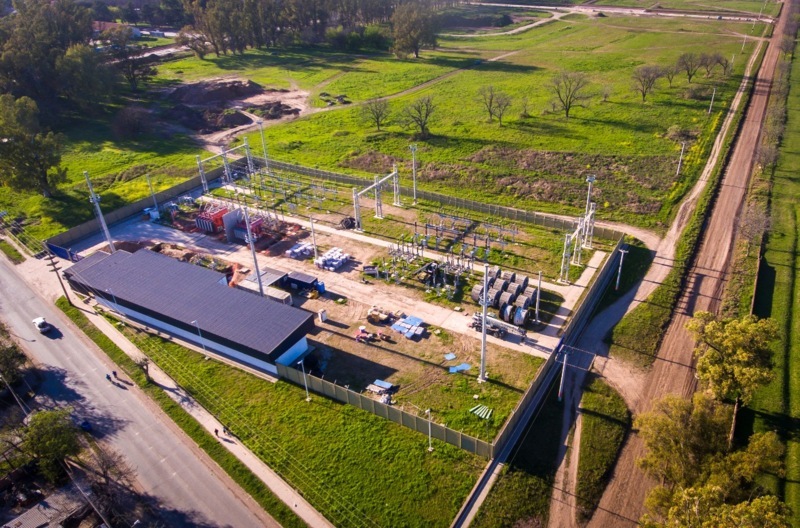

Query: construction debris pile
left=315, top=247, right=350, bottom=271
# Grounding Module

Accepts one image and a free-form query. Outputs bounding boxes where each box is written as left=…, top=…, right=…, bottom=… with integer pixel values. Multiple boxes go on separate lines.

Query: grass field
left=116, top=320, right=483, bottom=527
left=0, top=12, right=761, bottom=243
left=575, top=376, right=630, bottom=524
left=472, top=379, right=564, bottom=527
left=0, top=239, right=24, bottom=264
left=745, top=45, right=800, bottom=528
left=591, top=0, right=781, bottom=17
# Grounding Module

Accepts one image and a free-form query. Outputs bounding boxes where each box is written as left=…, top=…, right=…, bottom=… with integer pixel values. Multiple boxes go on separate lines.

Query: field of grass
left=0, top=12, right=760, bottom=244
left=472, top=379, right=564, bottom=527
left=594, top=236, right=654, bottom=314
left=607, top=41, right=761, bottom=367
left=745, top=46, right=800, bottom=528
left=115, top=320, right=483, bottom=527
left=592, top=0, right=781, bottom=17
left=0, top=239, right=24, bottom=264
left=574, top=376, right=630, bottom=524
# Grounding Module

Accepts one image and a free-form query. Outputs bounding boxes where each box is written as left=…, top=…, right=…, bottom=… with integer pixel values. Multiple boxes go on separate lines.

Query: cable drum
left=513, top=275, right=529, bottom=290
left=498, top=291, right=516, bottom=308
left=470, top=284, right=484, bottom=303
left=500, top=270, right=516, bottom=283
left=505, top=282, right=523, bottom=297
left=514, top=294, right=531, bottom=309
left=513, top=306, right=528, bottom=326
left=501, top=304, right=515, bottom=322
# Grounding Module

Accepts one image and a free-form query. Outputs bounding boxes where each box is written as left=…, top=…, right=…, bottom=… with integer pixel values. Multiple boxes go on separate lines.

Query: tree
left=477, top=86, right=512, bottom=124
left=55, top=45, right=116, bottom=111
left=686, top=312, right=778, bottom=445
left=662, top=64, right=678, bottom=87
left=738, top=205, right=770, bottom=256
left=478, top=85, right=497, bottom=122
left=709, top=495, right=790, bottom=528
left=102, top=26, right=158, bottom=90
left=0, top=95, right=67, bottom=198
left=779, top=35, right=794, bottom=58
left=88, top=447, right=136, bottom=520
left=402, top=95, right=435, bottom=138
left=391, top=2, right=437, bottom=58
left=635, top=393, right=730, bottom=488
left=632, top=65, right=663, bottom=102
left=361, top=98, right=391, bottom=131
left=494, top=92, right=512, bottom=125
left=0, top=342, right=28, bottom=385
left=678, top=53, right=701, bottom=83
left=551, top=71, right=590, bottom=119
left=176, top=26, right=211, bottom=59
left=23, top=408, right=80, bottom=482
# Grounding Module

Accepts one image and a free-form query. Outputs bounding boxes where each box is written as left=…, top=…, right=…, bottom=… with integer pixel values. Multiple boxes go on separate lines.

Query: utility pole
left=676, top=142, right=686, bottom=177
left=558, top=347, right=570, bottom=402
left=146, top=174, right=158, bottom=211
left=409, top=144, right=418, bottom=205
left=84, top=171, right=115, bottom=254
left=46, top=252, right=72, bottom=306
left=257, top=119, right=270, bottom=173
left=310, top=216, right=318, bottom=261
left=585, top=174, right=596, bottom=217
left=243, top=207, right=264, bottom=297
left=708, top=86, right=716, bottom=114
left=478, top=263, right=489, bottom=383
left=615, top=248, right=629, bottom=291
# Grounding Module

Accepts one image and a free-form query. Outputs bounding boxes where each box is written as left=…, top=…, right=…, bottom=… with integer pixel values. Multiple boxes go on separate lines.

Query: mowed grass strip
left=54, top=298, right=307, bottom=528
left=575, top=376, right=630, bottom=524
left=116, top=322, right=483, bottom=527
left=748, top=45, right=800, bottom=527
left=0, top=239, right=25, bottom=264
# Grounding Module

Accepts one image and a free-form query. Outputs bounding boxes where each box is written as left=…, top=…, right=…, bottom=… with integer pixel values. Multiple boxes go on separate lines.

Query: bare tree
left=551, top=71, right=590, bottom=119
left=738, top=205, right=771, bottom=256
left=361, top=98, right=391, bottom=131
left=780, top=35, right=795, bottom=58
left=677, top=53, right=701, bottom=83
left=135, top=357, right=150, bottom=383
left=88, top=447, right=137, bottom=521
left=494, top=92, right=512, bottom=125
left=632, top=65, right=663, bottom=102
left=519, top=96, right=531, bottom=117
left=478, top=85, right=497, bottom=122
left=402, top=96, right=436, bottom=138
left=756, top=143, right=779, bottom=170
left=662, top=64, right=678, bottom=87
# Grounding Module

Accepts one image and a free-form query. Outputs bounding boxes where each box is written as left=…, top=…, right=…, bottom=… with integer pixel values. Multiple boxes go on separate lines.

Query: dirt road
left=585, top=4, right=790, bottom=526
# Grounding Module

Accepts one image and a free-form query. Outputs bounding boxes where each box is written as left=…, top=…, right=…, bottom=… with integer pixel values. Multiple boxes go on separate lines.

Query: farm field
left=592, top=0, right=781, bottom=17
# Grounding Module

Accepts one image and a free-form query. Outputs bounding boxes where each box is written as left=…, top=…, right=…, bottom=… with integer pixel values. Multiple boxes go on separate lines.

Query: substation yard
left=77, top=178, right=610, bottom=442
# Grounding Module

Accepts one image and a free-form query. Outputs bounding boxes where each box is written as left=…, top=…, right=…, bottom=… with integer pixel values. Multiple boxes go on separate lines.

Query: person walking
left=214, top=428, right=219, bottom=437
left=112, top=370, right=117, bottom=379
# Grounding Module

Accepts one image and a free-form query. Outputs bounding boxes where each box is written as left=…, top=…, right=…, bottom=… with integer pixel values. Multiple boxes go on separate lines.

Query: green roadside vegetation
left=745, top=39, right=800, bottom=527
left=0, top=239, right=24, bottom=264
left=594, top=236, right=654, bottom=313
left=54, top=297, right=307, bottom=528
left=574, top=377, right=630, bottom=524
left=472, top=381, right=564, bottom=527
left=607, top=42, right=766, bottom=367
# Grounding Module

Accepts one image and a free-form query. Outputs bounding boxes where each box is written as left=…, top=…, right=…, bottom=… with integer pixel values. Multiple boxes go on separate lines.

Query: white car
left=32, top=317, right=51, bottom=334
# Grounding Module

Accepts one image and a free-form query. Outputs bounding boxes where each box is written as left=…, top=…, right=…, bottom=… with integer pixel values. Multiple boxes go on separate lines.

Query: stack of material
left=470, top=404, right=493, bottom=420
left=285, top=242, right=315, bottom=258
left=390, top=315, right=426, bottom=339
left=314, top=247, right=350, bottom=271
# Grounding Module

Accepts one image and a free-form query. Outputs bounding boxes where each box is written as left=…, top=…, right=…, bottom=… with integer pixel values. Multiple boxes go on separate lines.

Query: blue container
left=317, top=282, right=326, bottom=294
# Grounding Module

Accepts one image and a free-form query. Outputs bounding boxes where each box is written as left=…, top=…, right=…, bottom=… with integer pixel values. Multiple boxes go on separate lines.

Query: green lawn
left=119, top=322, right=483, bottom=527
left=746, top=44, right=800, bottom=528
left=0, top=239, right=24, bottom=264
left=575, top=376, right=630, bottom=524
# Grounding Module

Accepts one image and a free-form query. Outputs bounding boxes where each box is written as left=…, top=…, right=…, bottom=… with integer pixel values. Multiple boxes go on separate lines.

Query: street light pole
left=585, top=174, right=596, bottom=217
left=409, top=144, right=418, bottom=205
left=615, top=248, right=629, bottom=291
left=257, top=119, right=269, bottom=173
left=299, top=360, right=311, bottom=402
left=425, top=408, right=434, bottom=452
left=190, top=320, right=207, bottom=355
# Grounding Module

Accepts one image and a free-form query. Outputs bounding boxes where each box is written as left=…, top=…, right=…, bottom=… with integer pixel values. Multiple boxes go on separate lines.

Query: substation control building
left=64, top=249, right=315, bottom=375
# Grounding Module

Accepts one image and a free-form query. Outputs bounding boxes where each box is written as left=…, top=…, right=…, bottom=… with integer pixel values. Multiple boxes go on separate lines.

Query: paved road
left=0, top=257, right=275, bottom=528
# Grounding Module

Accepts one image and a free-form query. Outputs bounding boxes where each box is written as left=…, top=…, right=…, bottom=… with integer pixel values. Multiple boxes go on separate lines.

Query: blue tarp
left=374, top=379, right=393, bottom=390
left=444, top=353, right=456, bottom=361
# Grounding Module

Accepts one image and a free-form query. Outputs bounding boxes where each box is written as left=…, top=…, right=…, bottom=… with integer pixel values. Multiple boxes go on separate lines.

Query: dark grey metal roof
left=287, top=270, right=317, bottom=285
left=245, top=266, right=286, bottom=288
left=66, top=249, right=313, bottom=357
